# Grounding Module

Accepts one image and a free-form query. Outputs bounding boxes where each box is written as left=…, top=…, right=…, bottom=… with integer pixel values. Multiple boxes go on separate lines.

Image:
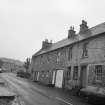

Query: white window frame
left=95, top=65, right=103, bottom=82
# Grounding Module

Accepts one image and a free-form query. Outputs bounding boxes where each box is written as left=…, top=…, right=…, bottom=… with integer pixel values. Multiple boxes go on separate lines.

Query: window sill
left=95, top=80, right=102, bottom=84
left=81, top=56, right=88, bottom=59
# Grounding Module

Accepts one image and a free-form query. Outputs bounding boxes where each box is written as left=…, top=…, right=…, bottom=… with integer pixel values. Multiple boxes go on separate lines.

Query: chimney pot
left=42, top=39, right=52, bottom=49
left=79, top=20, right=88, bottom=34
left=68, top=26, right=76, bottom=39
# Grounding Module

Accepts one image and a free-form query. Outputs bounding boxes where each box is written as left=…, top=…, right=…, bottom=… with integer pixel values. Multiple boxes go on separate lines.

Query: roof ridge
left=33, top=22, right=105, bottom=56
left=89, top=22, right=105, bottom=30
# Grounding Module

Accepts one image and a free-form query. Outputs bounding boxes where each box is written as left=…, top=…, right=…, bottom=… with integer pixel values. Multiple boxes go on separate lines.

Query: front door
left=52, top=71, right=56, bottom=85
left=55, top=70, right=64, bottom=88
left=37, top=71, right=39, bottom=81
left=33, top=71, right=37, bottom=81
left=80, top=66, right=87, bottom=88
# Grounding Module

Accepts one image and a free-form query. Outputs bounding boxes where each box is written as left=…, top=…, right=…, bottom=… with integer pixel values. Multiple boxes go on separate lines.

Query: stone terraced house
left=31, top=20, right=105, bottom=93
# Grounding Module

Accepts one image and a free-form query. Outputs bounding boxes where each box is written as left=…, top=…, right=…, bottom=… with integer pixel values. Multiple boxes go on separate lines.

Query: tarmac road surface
left=1, top=73, right=90, bottom=105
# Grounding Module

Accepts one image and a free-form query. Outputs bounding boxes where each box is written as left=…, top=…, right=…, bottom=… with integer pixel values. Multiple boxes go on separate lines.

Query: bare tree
left=24, top=58, right=31, bottom=73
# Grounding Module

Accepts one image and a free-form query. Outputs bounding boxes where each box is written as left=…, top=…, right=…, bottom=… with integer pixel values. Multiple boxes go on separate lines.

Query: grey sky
left=0, top=0, right=105, bottom=61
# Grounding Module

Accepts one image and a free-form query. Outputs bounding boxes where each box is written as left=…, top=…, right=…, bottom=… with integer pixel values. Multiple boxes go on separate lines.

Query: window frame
left=68, top=46, right=72, bottom=61
left=66, top=66, right=71, bottom=80
left=57, top=51, right=61, bottom=63
left=95, top=65, right=103, bottom=82
left=73, top=66, right=78, bottom=80
left=82, top=42, right=88, bottom=58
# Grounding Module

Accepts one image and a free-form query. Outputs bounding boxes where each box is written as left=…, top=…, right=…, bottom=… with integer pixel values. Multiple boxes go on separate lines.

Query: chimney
left=42, top=39, right=52, bottom=49
left=79, top=20, right=89, bottom=34
left=68, top=26, right=76, bottom=39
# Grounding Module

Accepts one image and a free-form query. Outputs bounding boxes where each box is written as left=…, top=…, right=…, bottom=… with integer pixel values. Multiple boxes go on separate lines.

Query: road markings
left=55, top=97, right=73, bottom=105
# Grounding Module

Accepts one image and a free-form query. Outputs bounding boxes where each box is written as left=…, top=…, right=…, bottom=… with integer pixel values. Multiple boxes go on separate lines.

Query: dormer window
left=82, top=42, right=88, bottom=58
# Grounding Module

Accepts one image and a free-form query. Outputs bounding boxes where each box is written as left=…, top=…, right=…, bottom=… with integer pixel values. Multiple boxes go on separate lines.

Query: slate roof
left=33, top=22, right=105, bottom=56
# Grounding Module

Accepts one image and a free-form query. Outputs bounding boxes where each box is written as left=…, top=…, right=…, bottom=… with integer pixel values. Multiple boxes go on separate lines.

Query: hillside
left=0, top=58, right=24, bottom=66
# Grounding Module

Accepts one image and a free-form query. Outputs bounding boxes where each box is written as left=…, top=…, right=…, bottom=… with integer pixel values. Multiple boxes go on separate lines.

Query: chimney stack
left=68, top=26, right=76, bottom=39
left=42, top=39, right=52, bottom=49
left=79, top=20, right=88, bottom=34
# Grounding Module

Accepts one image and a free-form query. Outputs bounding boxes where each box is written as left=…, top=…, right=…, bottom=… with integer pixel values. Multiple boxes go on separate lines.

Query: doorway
left=80, top=65, right=87, bottom=88
left=52, top=71, right=56, bottom=85
left=55, top=70, right=64, bottom=88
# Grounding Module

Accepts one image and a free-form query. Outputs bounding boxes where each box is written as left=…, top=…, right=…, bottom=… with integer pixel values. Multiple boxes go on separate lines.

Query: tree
left=24, top=58, right=31, bottom=73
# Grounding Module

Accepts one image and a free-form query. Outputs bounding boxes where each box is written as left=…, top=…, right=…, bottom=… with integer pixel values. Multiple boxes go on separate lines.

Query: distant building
left=31, top=20, right=105, bottom=91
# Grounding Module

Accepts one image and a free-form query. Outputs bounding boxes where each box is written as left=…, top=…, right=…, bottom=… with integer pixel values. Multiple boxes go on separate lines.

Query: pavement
left=0, top=73, right=90, bottom=105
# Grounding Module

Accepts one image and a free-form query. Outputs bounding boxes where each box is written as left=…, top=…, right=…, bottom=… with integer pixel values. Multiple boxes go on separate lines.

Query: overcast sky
left=0, top=0, right=105, bottom=61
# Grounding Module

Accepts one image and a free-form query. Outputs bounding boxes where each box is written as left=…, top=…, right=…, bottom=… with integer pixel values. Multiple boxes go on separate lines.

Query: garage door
left=55, top=70, right=64, bottom=88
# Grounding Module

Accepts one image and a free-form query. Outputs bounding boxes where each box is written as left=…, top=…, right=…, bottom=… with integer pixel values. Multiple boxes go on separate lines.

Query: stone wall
left=32, top=34, right=105, bottom=89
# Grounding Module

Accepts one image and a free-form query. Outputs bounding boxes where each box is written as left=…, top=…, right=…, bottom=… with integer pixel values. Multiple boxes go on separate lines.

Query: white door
left=37, top=72, right=39, bottom=81
left=55, top=70, right=64, bottom=88
left=52, top=71, right=56, bottom=85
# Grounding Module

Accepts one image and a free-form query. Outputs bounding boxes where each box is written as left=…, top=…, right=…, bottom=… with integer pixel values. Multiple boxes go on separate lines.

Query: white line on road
left=55, top=97, right=73, bottom=105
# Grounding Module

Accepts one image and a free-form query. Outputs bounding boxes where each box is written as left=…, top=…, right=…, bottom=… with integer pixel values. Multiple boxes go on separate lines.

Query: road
left=0, top=73, right=90, bottom=105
